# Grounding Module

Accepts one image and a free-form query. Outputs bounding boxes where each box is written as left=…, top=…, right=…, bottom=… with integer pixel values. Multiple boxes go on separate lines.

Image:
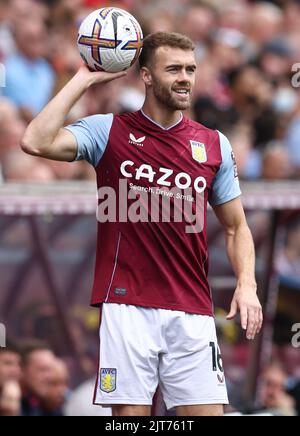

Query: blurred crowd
left=276, top=217, right=300, bottom=288
left=0, top=338, right=112, bottom=416
left=247, top=360, right=300, bottom=416
left=0, top=0, right=300, bottom=181
left=1, top=338, right=299, bottom=416
left=1, top=0, right=299, bottom=417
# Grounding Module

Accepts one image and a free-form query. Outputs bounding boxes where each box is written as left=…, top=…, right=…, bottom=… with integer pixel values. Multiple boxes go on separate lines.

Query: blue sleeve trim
left=209, top=131, right=242, bottom=207
left=64, top=114, right=113, bottom=167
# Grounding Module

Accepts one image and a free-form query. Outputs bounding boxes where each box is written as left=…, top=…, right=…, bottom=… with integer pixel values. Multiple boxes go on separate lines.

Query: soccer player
left=21, top=32, right=263, bottom=417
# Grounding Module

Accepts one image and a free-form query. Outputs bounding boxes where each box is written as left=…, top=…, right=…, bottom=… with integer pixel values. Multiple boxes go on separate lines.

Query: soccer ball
left=77, top=7, right=143, bottom=73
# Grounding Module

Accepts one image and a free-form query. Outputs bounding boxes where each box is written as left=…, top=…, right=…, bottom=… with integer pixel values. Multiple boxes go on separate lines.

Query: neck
left=142, top=97, right=183, bottom=129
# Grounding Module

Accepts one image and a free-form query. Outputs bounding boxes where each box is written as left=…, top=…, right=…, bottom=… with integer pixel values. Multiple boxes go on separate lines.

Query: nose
left=177, top=69, right=190, bottom=84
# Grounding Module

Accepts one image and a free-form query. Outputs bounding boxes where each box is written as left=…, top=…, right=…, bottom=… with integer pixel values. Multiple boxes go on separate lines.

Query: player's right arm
left=21, top=65, right=126, bottom=162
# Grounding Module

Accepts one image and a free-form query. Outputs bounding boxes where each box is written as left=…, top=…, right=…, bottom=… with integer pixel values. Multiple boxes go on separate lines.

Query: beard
left=152, top=76, right=192, bottom=111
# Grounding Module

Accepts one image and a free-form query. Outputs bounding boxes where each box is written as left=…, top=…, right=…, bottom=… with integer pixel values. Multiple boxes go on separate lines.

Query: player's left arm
left=213, top=198, right=263, bottom=341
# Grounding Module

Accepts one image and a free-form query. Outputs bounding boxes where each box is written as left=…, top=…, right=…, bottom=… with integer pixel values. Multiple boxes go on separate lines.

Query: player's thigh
left=95, top=304, right=162, bottom=405
left=159, top=315, right=228, bottom=411
left=112, top=405, right=152, bottom=416
left=176, top=404, right=224, bottom=417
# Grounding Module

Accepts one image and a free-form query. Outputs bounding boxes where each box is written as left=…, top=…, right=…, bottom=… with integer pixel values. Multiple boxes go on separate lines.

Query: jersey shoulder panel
left=209, top=131, right=242, bottom=206
left=65, top=113, right=113, bottom=167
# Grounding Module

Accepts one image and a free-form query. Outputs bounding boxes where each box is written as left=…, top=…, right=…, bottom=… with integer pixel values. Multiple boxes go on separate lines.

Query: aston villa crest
left=190, top=141, right=207, bottom=164
left=100, top=368, right=117, bottom=393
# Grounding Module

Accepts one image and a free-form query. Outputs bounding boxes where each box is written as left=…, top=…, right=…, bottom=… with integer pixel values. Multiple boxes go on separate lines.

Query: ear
left=140, top=67, right=152, bottom=87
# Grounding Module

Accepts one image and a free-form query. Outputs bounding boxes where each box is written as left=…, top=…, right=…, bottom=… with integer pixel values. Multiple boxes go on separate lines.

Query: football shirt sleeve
left=209, top=131, right=242, bottom=207
left=64, top=114, right=113, bottom=167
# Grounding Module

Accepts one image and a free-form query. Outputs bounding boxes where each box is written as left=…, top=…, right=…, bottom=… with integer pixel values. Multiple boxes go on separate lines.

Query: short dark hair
left=20, top=340, right=52, bottom=367
left=139, top=32, right=195, bottom=68
left=0, top=338, right=20, bottom=356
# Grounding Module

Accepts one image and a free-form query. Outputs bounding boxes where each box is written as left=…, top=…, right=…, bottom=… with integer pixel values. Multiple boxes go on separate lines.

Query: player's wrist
left=73, top=66, right=96, bottom=90
left=236, top=280, right=258, bottom=293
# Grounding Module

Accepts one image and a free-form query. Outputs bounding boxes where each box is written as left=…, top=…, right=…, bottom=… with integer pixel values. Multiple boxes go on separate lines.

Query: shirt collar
left=140, top=109, right=183, bottom=131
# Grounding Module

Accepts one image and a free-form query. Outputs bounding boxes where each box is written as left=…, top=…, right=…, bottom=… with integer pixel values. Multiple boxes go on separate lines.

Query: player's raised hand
left=226, top=287, right=263, bottom=341
left=77, top=64, right=127, bottom=86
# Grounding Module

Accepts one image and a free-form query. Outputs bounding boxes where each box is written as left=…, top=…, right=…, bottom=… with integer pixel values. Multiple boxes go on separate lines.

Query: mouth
left=173, top=89, right=191, bottom=97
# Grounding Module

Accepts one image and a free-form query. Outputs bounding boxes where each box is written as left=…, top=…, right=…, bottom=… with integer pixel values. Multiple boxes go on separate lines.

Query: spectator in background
left=258, top=38, right=294, bottom=84
left=0, top=340, right=22, bottom=417
left=0, top=381, right=22, bottom=416
left=0, top=98, right=26, bottom=181
left=284, top=0, right=300, bottom=35
left=181, top=2, right=217, bottom=61
left=0, top=0, right=300, bottom=181
left=0, top=99, right=55, bottom=183
left=218, top=2, right=249, bottom=34
left=142, top=11, right=175, bottom=35
left=1, top=341, right=71, bottom=416
left=247, top=2, right=284, bottom=56
left=0, top=340, right=22, bottom=387
left=261, top=142, right=293, bottom=180
left=3, top=19, right=56, bottom=121
left=2, top=149, right=56, bottom=182
left=210, top=28, right=247, bottom=76
left=9, top=0, right=49, bottom=26
left=226, top=122, right=259, bottom=179
left=39, top=358, right=70, bottom=417
left=83, top=78, right=128, bottom=116
left=0, top=0, right=16, bottom=60
left=230, top=66, right=279, bottom=159
left=258, top=362, right=297, bottom=416
left=276, top=218, right=300, bottom=285
left=21, top=341, right=57, bottom=416
left=287, top=378, right=300, bottom=417
left=0, top=98, right=25, bottom=158
left=48, top=0, right=82, bottom=87
left=230, top=66, right=274, bottom=130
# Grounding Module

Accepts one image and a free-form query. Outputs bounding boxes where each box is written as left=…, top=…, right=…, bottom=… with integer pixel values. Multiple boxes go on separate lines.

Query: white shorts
left=94, top=303, right=229, bottom=410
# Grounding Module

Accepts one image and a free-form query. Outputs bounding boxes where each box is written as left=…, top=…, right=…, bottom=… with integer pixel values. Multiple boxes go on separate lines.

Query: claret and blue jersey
left=65, top=110, right=241, bottom=316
